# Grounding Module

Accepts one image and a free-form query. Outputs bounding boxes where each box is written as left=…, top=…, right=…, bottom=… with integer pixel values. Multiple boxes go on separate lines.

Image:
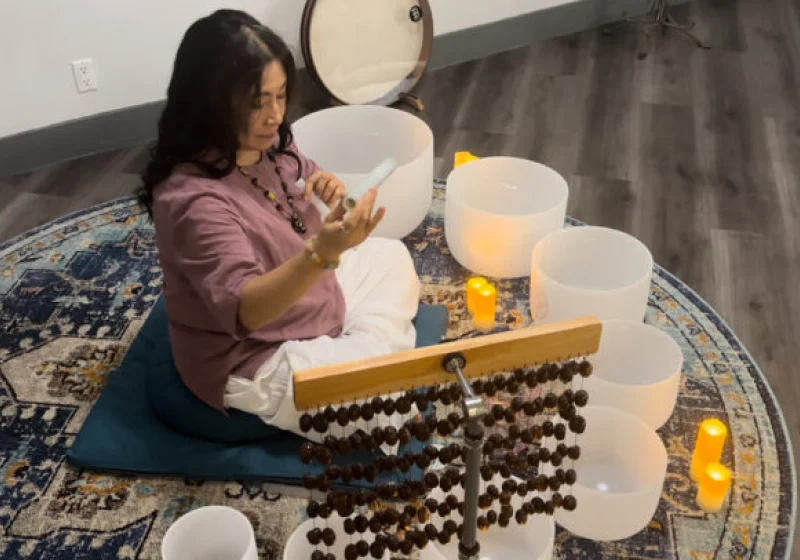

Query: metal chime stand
left=443, top=353, right=487, bottom=560
left=602, top=0, right=710, bottom=49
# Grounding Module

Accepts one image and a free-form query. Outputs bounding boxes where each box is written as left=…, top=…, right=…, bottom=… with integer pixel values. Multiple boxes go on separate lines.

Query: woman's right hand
left=315, top=188, right=385, bottom=261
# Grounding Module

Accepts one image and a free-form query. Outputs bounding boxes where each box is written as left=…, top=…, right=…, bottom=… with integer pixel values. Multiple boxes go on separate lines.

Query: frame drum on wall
left=300, top=0, right=433, bottom=106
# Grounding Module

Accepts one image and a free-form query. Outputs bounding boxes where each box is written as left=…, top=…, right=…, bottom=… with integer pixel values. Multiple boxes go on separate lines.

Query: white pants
left=224, top=238, right=422, bottom=443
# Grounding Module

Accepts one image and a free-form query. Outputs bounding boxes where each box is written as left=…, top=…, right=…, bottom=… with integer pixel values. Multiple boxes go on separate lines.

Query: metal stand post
left=443, top=353, right=486, bottom=560
left=602, top=0, right=710, bottom=49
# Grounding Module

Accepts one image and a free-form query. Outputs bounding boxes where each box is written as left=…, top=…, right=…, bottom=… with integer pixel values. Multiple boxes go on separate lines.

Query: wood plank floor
left=1, top=0, right=799, bottom=554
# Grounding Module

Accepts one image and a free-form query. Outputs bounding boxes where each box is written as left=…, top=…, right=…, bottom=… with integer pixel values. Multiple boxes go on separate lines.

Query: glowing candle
left=466, top=277, right=487, bottom=312
left=690, top=418, right=728, bottom=482
left=472, top=283, right=496, bottom=331
left=454, top=151, right=480, bottom=168
left=696, top=462, right=732, bottom=513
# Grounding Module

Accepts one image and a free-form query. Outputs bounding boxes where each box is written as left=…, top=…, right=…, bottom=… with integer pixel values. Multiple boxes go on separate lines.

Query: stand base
left=602, top=0, right=710, bottom=49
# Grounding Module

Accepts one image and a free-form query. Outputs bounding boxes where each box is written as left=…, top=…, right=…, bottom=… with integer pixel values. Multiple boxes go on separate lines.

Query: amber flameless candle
left=690, top=418, right=728, bottom=482
left=696, top=462, right=732, bottom=513
left=472, top=283, right=497, bottom=331
left=466, top=277, right=488, bottom=312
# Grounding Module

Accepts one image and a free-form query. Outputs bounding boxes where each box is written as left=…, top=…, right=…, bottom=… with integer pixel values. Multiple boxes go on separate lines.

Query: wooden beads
left=298, top=361, right=592, bottom=560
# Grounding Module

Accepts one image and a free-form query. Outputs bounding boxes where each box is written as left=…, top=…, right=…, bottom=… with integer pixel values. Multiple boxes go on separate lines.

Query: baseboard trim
left=0, top=0, right=656, bottom=178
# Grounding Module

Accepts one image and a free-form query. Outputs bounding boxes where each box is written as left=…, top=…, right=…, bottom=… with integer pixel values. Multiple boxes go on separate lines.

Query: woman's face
left=239, top=60, right=287, bottom=152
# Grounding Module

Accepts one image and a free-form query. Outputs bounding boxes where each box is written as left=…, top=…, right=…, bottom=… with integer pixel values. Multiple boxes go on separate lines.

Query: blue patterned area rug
left=0, top=182, right=794, bottom=559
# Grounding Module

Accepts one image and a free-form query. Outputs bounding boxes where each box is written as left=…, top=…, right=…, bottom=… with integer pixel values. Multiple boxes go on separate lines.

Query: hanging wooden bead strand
left=306, top=404, right=320, bottom=559
left=565, top=359, right=591, bottom=513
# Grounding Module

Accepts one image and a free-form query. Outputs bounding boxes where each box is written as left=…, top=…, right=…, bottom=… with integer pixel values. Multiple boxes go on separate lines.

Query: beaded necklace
left=237, top=150, right=307, bottom=235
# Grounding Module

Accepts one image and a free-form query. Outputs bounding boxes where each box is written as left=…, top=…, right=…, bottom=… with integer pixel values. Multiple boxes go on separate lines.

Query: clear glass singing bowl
left=552, top=405, right=668, bottom=541
left=445, top=157, right=568, bottom=279
left=162, top=506, right=257, bottom=560
left=284, top=514, right=444, bottom=560
left=578, top=320, right=684, bottom=429
left=291, top=105, right=434, bottom=239
left=427, top=473, right=555, bottom=560
left=530, top=226, right=653, bottom=323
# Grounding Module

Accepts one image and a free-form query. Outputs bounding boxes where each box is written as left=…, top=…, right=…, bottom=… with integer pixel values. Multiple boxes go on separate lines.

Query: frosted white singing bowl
left=554, top=405, right=667, bottom=541
left=428, top=473, right=554, bottom=560
left=530, top=226, right=653, bottom=323
left=285, top=515, right=443, bottom=560
left=292, top=105, right=434, bottom=239
left=162, top=506, right=257, bottom=560
left=580, top=320, right=684, bottom=429
left=445, top=157, right=568, bottom=278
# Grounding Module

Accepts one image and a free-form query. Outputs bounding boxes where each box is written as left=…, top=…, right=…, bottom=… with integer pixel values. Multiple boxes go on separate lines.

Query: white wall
left=0, top=0, right=559, bottom=138
left=430, top=0, right=573, bottom=34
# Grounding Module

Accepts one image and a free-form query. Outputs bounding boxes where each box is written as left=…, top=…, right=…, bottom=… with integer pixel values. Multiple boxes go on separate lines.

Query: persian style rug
left=0, top=182, right=794, bottom=559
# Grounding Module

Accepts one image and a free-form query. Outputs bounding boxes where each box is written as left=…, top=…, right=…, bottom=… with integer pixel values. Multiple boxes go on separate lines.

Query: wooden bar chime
left=293, top=316, right=602, bottom=560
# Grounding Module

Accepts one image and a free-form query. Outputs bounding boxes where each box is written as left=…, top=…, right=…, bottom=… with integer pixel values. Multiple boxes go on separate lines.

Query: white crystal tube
left=343, top=158, right=398, bottom=210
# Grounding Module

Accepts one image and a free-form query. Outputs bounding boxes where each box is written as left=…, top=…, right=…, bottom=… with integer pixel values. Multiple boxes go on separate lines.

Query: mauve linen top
left=152, top=142, right=346, bottom=411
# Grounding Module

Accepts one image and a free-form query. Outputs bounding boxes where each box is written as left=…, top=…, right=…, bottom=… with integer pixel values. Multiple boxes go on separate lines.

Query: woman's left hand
left=305, top=171, right=346, bottom=208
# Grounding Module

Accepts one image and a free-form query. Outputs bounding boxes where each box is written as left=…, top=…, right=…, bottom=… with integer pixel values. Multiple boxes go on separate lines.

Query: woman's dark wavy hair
left=137, top=9, right=299, bottom=216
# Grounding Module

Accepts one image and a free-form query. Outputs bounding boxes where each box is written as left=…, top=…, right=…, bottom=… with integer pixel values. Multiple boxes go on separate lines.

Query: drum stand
left=602, top=0, right=709, bottom=49
left=396, top=94, right=426, bottom=112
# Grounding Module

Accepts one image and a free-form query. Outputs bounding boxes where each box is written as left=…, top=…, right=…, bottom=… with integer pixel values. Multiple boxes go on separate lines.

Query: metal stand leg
left=602, top=0, right=710, bottom=49
left=443, top=353, right=486, bottom=560
left=396, top=93, right=425, bottom=112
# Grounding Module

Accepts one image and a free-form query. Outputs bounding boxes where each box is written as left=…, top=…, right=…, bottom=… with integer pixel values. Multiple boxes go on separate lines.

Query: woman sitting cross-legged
left=137, top=9, right=421, bottom=442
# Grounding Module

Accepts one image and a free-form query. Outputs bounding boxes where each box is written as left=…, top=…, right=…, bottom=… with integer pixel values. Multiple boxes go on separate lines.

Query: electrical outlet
left=71, top=59, right=98, bottom=93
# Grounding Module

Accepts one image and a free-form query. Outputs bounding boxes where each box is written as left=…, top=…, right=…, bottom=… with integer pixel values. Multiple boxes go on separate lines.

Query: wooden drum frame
left=300, top=0, right=433, bottom=108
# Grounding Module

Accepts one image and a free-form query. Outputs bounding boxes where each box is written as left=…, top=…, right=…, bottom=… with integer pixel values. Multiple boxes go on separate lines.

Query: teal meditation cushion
left=67, top=296, right=449, bottom=484
left=147, top=298, right=448, bottom=444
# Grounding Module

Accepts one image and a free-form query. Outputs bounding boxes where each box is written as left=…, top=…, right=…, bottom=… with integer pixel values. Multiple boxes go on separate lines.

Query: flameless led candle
left=454, top=151, right=480, bottom=168
left=466, top=277, right=488, bottom=312
left=690, top=418, right=728, bottom=482
left=696, top=462, right=732, bottom=513
left=472, top=283, right=496, bottom=331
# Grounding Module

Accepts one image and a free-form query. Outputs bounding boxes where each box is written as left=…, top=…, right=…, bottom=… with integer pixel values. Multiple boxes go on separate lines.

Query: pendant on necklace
left=292, top=216, right=307, bottom=234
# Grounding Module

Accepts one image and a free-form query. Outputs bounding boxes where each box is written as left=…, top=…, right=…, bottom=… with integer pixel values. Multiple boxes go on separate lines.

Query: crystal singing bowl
left=428, top=473, right=555, bottom=560
left=162, top=505, right=257, bottom=560
left=578, top=320, right=684, bottom=429
left=292, top=105, right=434, bottom=239
left=445, top=157, right=568, bottom=279
left=530, top=226, right=653, bottom=323
left=284, top=514, right=444, bottom=560
left=552, top=405, right=668, bottom=541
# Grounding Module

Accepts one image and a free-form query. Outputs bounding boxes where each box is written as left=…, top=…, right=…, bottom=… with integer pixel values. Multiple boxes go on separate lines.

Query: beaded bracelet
left=305, top=236, right=340, bottom=269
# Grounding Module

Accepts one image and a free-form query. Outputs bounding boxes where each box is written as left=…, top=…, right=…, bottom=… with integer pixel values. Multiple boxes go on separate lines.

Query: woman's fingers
left=334, top=183, right=347, bottom=206
left=324, top=181, right=345, bottom=207
left=355, top=188, right=378, bottom=225
left=306, top=173, right=346, bottom=207
left=336, top=189, right=382, bottom=241
left=324, top=200, right=346, bottom=223
left=318, top=177, right=332, bottom=202
left=367, top=207, right=386, bottom=233
left=304, top=172, right=342, bottom=204
left=304, top=172, right=321, bottom=200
